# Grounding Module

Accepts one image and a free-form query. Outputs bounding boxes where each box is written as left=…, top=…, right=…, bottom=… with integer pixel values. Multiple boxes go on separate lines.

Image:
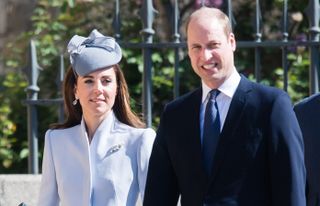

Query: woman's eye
left=102, top=78, right=112, bottom=84
left=84, top=79, right=93, bottom=84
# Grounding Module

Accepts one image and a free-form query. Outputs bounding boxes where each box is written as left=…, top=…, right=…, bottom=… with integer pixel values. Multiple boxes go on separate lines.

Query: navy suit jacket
left=144, top=76, right=306, bottom=206
left=294, top=93, right=320, bottom=206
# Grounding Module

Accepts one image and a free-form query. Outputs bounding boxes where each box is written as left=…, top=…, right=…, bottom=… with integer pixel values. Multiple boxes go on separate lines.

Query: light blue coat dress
left=37, top=111, right=155, bottom=206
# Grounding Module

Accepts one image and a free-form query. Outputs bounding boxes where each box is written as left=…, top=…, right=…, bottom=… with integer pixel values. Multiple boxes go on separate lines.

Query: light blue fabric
left=37, top=111, right=156, bottom=206
left=67, top=29, right=122, bottom=76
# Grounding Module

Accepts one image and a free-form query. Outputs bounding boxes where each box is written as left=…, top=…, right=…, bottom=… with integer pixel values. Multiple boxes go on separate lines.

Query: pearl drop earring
left=72, top=98, right=78, bottom=106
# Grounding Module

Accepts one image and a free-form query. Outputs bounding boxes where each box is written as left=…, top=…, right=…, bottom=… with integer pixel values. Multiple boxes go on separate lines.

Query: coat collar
left=80, top=111, right=130, bottom=158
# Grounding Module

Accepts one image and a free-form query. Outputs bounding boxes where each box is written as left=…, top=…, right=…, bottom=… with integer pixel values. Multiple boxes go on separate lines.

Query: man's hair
left=185, top=7, right=232, bottom=37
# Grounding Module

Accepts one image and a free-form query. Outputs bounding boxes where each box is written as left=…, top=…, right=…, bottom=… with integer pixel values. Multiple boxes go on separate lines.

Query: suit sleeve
left=268, top=92, right=306, bottom=206
left=137, top=128, right=156, bottom=200
left=143, top=108, right=180, bottom=206
left=37, top=130, right=60, bottom=206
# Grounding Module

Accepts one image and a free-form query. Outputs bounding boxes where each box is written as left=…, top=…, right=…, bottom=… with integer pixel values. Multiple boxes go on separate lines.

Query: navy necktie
left=202, top=89, right=221, bottom=176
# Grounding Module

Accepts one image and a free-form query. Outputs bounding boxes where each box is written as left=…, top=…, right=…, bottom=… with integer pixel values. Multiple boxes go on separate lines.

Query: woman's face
left=75, top=67, right=117, bottom=120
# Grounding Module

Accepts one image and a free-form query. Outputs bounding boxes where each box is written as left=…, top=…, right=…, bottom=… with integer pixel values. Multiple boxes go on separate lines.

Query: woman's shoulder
left=117, top=121, right=155, bottom=135
left=138, top=127, right=156, bottom=140
left=45, top=124, right=81, bottom=139
left=126, top=127, right=155, bottom=152
left=113, top=120, right=155, bottom=141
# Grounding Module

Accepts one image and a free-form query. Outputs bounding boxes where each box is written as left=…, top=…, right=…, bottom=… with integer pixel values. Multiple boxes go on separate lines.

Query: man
left=294, top=93, right=320, bottom=206
left=143, top=7, right=306, bottom=206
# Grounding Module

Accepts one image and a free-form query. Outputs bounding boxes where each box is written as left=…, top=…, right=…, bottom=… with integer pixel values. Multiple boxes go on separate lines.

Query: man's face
left=187, top=17, right=236, bottom=89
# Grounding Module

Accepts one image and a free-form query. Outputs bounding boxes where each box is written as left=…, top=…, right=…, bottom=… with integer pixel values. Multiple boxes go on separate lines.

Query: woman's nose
left=93, top=82, right=103, bottom=94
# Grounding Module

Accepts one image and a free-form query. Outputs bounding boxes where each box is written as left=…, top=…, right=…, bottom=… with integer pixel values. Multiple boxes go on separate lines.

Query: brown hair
left=50, top=65, right=145, bottom=129
left=185, top=7, right=232, bottom=38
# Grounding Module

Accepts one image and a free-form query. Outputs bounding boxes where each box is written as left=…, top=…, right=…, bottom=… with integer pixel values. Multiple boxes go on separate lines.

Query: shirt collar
left=201, top=67, right=241, bottom=103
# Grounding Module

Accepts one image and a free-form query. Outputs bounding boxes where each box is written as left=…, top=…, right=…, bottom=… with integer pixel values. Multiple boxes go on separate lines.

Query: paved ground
left=0, top=175, right=41, bottom=206
left=0, top=174, right=181, bottom=206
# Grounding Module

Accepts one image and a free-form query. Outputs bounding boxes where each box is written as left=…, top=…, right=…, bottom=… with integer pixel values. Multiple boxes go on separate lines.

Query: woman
left=37, top=29, right=155, bottom=206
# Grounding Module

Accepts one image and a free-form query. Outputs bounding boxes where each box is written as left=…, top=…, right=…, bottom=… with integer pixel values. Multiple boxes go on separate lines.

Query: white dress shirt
left=200, top=68, right=241, bottom=144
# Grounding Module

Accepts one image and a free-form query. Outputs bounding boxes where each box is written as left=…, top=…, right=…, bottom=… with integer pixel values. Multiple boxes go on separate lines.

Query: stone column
left=0, top=0, right=7, bottom=35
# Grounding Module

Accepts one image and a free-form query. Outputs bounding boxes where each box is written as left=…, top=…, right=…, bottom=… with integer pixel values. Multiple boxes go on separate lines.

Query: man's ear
left=229, top=33, right=236, bottom=51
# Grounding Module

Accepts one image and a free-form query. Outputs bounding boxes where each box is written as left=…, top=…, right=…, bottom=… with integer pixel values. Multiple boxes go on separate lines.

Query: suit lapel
left=208, top=76, right=253, bottom=186
left=185, top=88, right=202, bottom=171
left=189, top=88, right=207, bottom=177
left=179, top=88, right=208, bottom=182
left=189, top=88, right=210, bottom=187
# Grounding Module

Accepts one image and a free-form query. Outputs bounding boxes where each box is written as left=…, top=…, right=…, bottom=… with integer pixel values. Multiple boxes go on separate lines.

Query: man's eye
left=208, top=43, right=220, bottom=49
left=192, top=46, right=201, bottom=51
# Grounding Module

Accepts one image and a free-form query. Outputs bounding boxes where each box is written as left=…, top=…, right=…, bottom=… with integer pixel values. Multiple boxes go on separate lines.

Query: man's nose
left=200, top=48, right=212, bottom=60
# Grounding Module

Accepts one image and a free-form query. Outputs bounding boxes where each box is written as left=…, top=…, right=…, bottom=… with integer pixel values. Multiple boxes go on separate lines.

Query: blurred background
left=0, top=0, right=316, bottom=174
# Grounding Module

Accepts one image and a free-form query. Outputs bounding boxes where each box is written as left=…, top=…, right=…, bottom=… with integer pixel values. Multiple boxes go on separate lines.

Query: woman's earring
left=72, top=98, right=78, bottom=106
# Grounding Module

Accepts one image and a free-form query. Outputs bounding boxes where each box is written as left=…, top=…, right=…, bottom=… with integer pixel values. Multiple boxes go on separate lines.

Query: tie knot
left=209, top=89, right=220, bottom=101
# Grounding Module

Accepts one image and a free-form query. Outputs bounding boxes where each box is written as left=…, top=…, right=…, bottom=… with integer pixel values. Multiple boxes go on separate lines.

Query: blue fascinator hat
left=67, top=29, right=122, bottom=76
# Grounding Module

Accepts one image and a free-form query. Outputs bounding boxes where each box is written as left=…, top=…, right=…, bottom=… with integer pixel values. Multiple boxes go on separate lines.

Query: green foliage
left=240, top=47, right=310, bottom=105
left=1, top=0, right=181, bottom=172
left=1, top=0, right=313, bottom=173
left=1, top=0, right=80, bottom=173
left=273, top=49, right=309, bottom=103
left=0, top=72, right=29, bottom=173
left=233, top=0, right=311, bottom=103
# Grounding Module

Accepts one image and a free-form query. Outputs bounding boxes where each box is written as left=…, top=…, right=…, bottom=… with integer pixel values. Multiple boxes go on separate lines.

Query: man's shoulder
left=166, top=87, right=201, bottom=108
left=294, top=93, right=320, bottom=110
left=239, top=76, right=286, bottom=99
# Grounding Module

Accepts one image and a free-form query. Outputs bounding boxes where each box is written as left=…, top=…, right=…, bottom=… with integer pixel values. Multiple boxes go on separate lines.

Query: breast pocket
left=230, top=127, right=264, bottom=166
left=243, top=128, right=263, bottom=157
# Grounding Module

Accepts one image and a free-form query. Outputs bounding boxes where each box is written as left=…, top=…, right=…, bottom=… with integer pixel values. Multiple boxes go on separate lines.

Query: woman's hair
left=50, top=64, right=145, bottom=129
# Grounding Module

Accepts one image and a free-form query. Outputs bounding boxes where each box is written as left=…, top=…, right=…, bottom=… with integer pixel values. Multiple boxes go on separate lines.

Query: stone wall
left=0, top=0, right=37, bottom=73
left=0, top=175, right=147, bottom=206
left=0, top=175, right=41, bottom=206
